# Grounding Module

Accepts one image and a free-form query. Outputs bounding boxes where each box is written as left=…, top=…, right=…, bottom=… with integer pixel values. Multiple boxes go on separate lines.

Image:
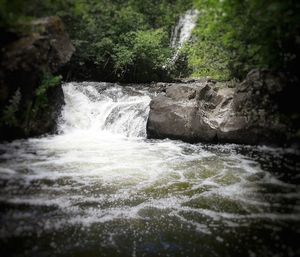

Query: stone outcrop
left=147, top=70, right=294, bottom=145
left=0, top=16, right=75, bottom=140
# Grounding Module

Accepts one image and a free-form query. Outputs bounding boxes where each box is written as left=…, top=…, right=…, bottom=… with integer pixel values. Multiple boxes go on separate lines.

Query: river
left=0, top=82, right=299, bottom=257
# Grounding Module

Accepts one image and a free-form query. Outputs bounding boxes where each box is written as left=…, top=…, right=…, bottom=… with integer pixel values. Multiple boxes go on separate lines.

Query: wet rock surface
left=147, top=70, right=295, bottom=145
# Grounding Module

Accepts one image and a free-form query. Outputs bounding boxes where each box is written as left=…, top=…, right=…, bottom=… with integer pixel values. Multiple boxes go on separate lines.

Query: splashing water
left=58, top=82, right=151, bottom=137
left=171, top=9, right=199, bottom=49
left=170, top=9, right=199, bottom=63
left=0, top=82, right=299, bottom=257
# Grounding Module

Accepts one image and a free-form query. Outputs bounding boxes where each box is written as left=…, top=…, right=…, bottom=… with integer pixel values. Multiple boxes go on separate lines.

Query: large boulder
left=147, top=82, right=222, bottom=142
left=147, top=70, right=295, bottom=145
left=0, top=16, right=75, bottom=140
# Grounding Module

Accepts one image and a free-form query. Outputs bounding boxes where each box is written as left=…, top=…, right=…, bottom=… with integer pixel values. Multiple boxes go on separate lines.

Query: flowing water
left=0, top=82, right=300, bottom=257
left=170, top=9, right=199, bottom=62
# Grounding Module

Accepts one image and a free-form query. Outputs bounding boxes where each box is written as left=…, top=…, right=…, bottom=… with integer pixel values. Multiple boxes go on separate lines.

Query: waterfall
left=1, top=80, right=299, bottom=257
left=170, top=9, right=199, bottom=63
left=171, top=9, right=199, bottom=49
left=58, top=82, right=151, bottom=138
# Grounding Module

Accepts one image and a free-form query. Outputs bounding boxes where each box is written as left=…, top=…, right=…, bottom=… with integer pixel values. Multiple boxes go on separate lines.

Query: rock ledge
left=147, top=70, right=291, bottom=145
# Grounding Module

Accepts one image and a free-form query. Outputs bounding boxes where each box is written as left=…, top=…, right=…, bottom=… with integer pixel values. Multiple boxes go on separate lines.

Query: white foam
left=170, top=9, right=199, bottom=63
left=59, top=83, right=151, bottom=138
left=0, top=82, right=299, bottom=239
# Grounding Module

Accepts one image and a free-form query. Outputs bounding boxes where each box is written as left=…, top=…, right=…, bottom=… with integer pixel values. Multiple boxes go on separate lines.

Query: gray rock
left=147, top=70, right=290, bottom=145
left=147, top=95, right=216, bottom=142
left=166, top=84, right=197, bottom=100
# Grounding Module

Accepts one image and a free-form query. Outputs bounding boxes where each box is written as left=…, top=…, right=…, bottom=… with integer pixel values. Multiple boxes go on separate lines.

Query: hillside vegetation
left=188, top=0, right=300, bottom=80
left=1, top=0, right=299, bottom=82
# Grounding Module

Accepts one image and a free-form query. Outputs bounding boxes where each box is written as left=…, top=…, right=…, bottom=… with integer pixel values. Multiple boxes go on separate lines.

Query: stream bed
left=1, top=83, right=299, bottom=257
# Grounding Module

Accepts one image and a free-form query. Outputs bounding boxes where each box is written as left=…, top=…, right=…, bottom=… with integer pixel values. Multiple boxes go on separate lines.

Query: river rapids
left=0, top=82, right=299, bottom=257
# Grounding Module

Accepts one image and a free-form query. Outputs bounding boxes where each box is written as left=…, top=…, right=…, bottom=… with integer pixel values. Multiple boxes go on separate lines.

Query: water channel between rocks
left=0, top=82, right=299, bottom=257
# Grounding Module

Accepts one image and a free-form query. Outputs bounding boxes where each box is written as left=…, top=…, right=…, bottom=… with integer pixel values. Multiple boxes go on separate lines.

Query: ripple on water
left=0, top=83, right=299, bottom=257
left=0, top=136, right=299, bottom=256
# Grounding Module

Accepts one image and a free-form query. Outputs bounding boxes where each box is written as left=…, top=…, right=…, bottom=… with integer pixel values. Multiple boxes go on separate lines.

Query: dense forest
left=0, top=0, right=300, bottom=139
left=1, top=2, right=300, bottom=257
left=1, top=0, right=299, bottom=82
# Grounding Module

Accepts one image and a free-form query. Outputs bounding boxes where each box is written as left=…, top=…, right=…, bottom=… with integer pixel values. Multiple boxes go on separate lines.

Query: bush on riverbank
left=188, top=0, right=300, bottom=81
left=1, top=0, right=299, bottom=82
left=1, top=0, right=191, bottom=82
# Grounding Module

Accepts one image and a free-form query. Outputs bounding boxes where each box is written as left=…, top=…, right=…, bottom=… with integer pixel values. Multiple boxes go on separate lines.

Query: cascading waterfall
left=171, top=9, right=199, bottom=49
left=170, top=9, right=199, bottom=63
left=0, top=81, right=299, bottom=257
left=59, top=82, right=151, bottom=137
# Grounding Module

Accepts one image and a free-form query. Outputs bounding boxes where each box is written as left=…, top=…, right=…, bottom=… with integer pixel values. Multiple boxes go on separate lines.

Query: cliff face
left=0, top=16, right=75, bottom=140
left=147, top=70, right=299, bottom=146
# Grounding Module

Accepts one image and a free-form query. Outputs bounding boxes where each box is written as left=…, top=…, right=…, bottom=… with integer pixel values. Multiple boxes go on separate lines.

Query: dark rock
left=0, top=16, right=75, bottom=141
left=147, top=70, right=295, bottom=145
left=26, top=84, right=65, bottom=137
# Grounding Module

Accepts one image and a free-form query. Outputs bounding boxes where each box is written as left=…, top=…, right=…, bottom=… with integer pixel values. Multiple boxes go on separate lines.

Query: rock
left=166, top=84, right=197, bottom=100
left=2, top=16, right=75, bottom=75
left=147, top=70, right=293, bottom=145
left=0, top=16, right=75, bottom=140
left=147, top=95, right=216, bottom=142
left=32, top=17, right=75, bottom=72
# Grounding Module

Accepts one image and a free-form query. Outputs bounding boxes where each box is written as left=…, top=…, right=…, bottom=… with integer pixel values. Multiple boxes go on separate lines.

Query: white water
left=170, top=9, right=199, bottom=62
left=58, top=82, right=151, bottom=137
left=0, top=82, right=299, bottom=256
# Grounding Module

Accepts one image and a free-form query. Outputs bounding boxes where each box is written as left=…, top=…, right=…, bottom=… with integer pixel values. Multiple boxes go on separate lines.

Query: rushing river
left=0, top=82, right=300, bottom=257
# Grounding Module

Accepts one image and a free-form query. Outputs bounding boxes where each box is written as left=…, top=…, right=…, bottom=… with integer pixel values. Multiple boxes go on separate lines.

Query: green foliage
left=113, top=44, right=135, bottom=74
left=134, top=29, right=170, bottom=66
left=0, top=0, right=23, bottom=27
left=34, top=73, right=62, bottom=111
left=188, top=0, right=300, bottom=80
left=60, top=0, right=191, bottom=81
left=20, top=72, right=62, bottom=135
left=112, top=29, right=171, bottom=79
left=132, top=29, right=171, bottom=80
left=1, top=88, right=21, bottom=127
left=0, top=0, right=191, bottom=81
left=0, top=73, right=61, bottom=134
left=1, top=0, right=298, bottom=81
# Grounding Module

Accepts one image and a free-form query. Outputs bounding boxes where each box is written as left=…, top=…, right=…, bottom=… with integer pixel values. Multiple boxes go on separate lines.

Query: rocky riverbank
left=0, top=16, right=75, bottom=140
left=147, top=69, right=299, bottom=146
left=1, top=15, right=298, bottom=147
